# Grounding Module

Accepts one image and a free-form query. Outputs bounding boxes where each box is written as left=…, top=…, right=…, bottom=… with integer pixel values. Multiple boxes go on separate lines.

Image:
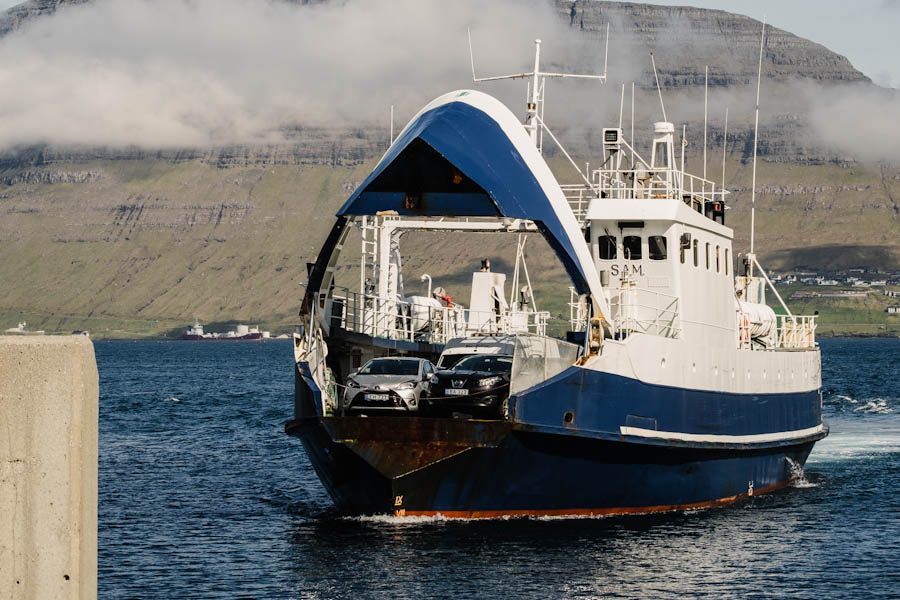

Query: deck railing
left=326, top=286, right=549, bottom=345
left=568, top=286, right=681, bottom=339
left=775, top=315, right=817, bottom=349
left=560, top=169, right=730, bottom=228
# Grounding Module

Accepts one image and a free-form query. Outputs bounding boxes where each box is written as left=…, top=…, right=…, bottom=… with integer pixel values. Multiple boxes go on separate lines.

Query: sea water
left=96, top=338, right=899, bottom=599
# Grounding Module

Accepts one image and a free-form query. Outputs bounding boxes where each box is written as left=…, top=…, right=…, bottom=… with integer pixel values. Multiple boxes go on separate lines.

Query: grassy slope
left=1, top=155, right=898, bottom=338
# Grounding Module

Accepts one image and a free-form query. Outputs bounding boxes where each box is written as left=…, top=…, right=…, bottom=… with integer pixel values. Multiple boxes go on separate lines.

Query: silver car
left=343, top=357, right=435, bottom=414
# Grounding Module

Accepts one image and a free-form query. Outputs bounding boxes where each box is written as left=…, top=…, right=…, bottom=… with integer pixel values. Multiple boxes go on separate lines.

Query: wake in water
left=825, top=393, right=896, bottom=415
left=854, top=398, right=892, bottom=414
left=786, top=457, right=818, bottom=489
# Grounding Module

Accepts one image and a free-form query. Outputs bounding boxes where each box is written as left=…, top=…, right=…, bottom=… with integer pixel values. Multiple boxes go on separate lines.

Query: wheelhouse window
left=705, top=243, right=710, bottom=270
left=649, top=236, right=667, bottom=261
left=725, top=249, right=730, bottom=275
left=716, top=245, right=721, bottom=273
left=693, top=240, right=699, bottom=267
left=598, top=235, right=616, bottom=260
left=623, top=235, right=642, bottom=260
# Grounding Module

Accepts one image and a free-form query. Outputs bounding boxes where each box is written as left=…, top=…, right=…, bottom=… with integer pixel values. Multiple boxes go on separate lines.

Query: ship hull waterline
left=286, top=413, right=822, bottom=519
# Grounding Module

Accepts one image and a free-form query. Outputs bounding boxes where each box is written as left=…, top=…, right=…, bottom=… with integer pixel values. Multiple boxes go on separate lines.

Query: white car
left=343, top=357, right=435, bottom=414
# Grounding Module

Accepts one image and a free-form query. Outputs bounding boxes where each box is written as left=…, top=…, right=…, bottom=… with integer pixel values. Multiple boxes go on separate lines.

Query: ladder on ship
left=360, top=215, right=379, bottom=298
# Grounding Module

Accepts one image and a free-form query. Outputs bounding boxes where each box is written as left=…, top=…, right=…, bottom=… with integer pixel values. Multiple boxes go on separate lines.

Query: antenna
left=630, top=81, right=635, bottom=168
left=650, top=53, right=667, bottom=122
left=603, top=22, right=609, bottom=79
left=467, top=28, right=476, bottom=82
left=618, top=83, right=625, bottom=129
left=721, top=106, right=728, bottom=188
left=703, top=65, right=708, bottom=180
left=680, top=124, right=686, bottom=194
left=468, top=29, right=608, bottom=147
left=749, top=17, right=766, bottom=272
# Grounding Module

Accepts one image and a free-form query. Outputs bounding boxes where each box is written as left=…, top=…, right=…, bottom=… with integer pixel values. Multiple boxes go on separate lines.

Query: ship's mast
left=468, top=27, right=609, bottom=150
left=748, top=17, right=766, bottom=277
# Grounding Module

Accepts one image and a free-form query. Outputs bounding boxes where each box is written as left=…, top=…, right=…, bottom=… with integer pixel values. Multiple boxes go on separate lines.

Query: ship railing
left=590, top=168, right=729, bottom=212
left=611, top=285, right=681, bottom=339
left=737, top=314, right=817, bottom=350
left=328, top=286, right=550, bottom=344
left=560, top=184, right=595, bottom=226
left=774, top=314, right=817, bottom=349
left=568, top=287, right=589, bottom=333
left=569, top=286, right=681, bottom=339
left=510, top=333, right=581, bottom=396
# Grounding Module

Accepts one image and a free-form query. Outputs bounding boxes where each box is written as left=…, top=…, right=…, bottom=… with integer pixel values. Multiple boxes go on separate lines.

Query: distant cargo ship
left=181, top=322, right=269, bottom=341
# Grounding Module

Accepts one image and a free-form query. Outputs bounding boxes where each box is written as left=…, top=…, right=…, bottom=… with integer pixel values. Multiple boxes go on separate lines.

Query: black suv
left=424, top=354, right=513, bottom=418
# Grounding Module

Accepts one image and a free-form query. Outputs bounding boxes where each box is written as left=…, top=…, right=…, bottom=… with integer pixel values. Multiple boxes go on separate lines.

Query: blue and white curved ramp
left=338, top=89, right=605, bottom=307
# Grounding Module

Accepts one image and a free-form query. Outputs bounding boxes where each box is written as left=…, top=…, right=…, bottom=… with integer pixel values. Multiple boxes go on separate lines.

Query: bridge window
left=716, top=245, right=721, bottom=272
left=693, top=240, right=699, bottom=267
left=598, top=235, right=616, bottom=260
left=649, top=236, right=667, bottom=260
left=725, top=249, right=730, bottom=275
left=705, top=243, right=710, bottom=270
left=623, top=235, right=642, bottom=260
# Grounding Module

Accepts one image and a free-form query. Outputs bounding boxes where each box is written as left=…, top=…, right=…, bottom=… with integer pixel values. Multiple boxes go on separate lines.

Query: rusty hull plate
left=320, top=416, right=511, bottom=479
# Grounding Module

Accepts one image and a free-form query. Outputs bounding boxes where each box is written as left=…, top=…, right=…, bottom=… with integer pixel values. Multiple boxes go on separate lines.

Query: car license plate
left=365, top=393, right=390, bottom=401
left=445, top=388, right=469, bottom=396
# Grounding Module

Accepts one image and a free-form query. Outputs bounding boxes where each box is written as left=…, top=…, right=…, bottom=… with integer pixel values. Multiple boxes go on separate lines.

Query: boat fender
left=589, top=317, right=604, bottom=353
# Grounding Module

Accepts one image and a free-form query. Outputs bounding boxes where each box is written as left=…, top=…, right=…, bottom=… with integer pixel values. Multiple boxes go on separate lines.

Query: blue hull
left=287, top=416, right=817, bottom=517
left=287, top=363, right=826, bottom=517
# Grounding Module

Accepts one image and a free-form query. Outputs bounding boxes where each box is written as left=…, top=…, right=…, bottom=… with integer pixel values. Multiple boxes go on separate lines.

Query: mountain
left=0, top=0, right=89, bottom=36
left=0, top=0, right=897, bottom=337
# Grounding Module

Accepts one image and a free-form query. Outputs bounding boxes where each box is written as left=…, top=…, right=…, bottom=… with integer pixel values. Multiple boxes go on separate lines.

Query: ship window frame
left=693, top=239, right=699, bottom=267
left=598, top=235, right=617, bottom=260
left=648, top=235, right=667, bottom=261
left=623, top=235, right=642, bottom=260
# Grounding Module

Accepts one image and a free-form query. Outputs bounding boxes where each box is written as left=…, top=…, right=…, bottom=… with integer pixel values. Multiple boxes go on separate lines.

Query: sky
left=0, top=0, right=896, bottom=86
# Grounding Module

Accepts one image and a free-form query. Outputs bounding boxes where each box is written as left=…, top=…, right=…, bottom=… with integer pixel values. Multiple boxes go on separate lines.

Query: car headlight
left=396, top=381, right=416, bottom=390
left=479, top=376, right=502, bottom=387
left=430, top=375, right=439, bottom=384
left=347, top=379, right=361, bottom=388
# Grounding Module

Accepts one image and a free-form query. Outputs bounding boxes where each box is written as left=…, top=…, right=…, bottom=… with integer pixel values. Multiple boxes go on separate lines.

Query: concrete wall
left=0, top=336, right=98, bottom=600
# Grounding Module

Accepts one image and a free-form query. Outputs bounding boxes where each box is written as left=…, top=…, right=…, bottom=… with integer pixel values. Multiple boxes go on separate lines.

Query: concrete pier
left=0, top=336, right=98, bottom=600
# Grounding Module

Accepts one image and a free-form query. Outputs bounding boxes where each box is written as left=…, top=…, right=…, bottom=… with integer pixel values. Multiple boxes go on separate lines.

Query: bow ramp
left=338, top=89, right=609, bottom=320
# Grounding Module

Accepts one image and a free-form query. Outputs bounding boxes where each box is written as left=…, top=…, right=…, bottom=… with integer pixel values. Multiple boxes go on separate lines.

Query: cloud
left=806, top=84, right=900, bottom=161
left=0, top=0, right=898, bottom=162
left=0, top=0, right=579, bottom=149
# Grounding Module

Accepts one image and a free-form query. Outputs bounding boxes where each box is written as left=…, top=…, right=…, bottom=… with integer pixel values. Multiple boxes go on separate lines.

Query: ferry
left=286, top=34, right=826, bottom=517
